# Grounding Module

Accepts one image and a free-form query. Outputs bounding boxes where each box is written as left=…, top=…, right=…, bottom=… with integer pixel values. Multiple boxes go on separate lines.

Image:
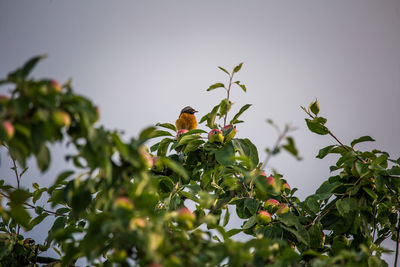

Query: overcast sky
left=1, top=0, right=399, bottom=265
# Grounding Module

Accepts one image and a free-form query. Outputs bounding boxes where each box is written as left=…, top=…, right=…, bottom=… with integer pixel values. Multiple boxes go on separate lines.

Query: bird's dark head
left=180, top=106, right=198, bottom=115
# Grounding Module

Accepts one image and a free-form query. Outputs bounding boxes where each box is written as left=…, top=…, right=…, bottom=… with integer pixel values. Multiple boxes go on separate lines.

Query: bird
left=175, top=106, right=198, bottom=130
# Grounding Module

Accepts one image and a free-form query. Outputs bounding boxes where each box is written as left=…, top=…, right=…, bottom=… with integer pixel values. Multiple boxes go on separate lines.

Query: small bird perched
left=175, top=106, right=198, bottom=130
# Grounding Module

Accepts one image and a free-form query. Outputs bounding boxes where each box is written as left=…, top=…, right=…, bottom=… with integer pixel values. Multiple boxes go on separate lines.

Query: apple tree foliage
left=0, top=56, right=399, bottom=266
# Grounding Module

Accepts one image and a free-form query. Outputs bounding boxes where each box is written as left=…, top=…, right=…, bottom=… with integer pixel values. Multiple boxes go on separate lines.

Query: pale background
left=0, top=0, right=399, bottom=265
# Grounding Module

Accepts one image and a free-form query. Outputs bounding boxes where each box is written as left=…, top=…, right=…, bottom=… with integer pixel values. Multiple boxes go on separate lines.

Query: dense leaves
left=0, top=57, right=399, bottom=266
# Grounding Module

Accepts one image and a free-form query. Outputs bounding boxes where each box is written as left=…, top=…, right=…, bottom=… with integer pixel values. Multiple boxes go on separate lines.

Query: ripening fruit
left=223, top=124, right=237, bottom=142
left=177, top=207, right=195, bottom=221
left=266, top=176, right=275, bottom=186
left=52, top=110, right=71, bottom=128
left=281, top=182, right=291, bottom=191
left=257, top=210, right=272, bottom=224
left=2, top=121, right=14, bottom=139
left=277, top=204, right=290, bottom=215
left=147, top=262, right=163, bottom=267
left=139, top=145, right=153, bottom=169
left=208, top=129, right=224, bottom=143
left=176, top=129, right=189, bottom=138
left=50, top=80, right=62, bottom=92
left=264, top=199, right=280, bottom=208
left=177, top=207, right=195, bottom=229
left=114, top=197, right=134, bottom=211
left=130, top=218, right=147, bottom=229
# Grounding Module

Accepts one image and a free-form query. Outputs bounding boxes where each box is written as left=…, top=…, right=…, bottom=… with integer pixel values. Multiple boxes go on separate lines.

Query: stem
left=395, top=213, right=400, bottom=267
left=372, top=205, right=377, bottom=243
left=11, top=158, right=21, bottom=234
left=302, top=107, right=367, bottom=164
left=261, top=126, right=289, bottom=169
left=223, top=74, right=234, bottom=127
left=0, top=191, right=66, bottom=217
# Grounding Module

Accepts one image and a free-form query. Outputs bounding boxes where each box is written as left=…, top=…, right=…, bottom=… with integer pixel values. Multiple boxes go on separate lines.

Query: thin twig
left=0, top=191, right=66, bottom=217
left=11, top=158, right=21, bottom=234
left=302, top=108, right=367, bottom=164
left=223, top=74, right=234, bottom=127
left=261, top=126, right=289, bottom=169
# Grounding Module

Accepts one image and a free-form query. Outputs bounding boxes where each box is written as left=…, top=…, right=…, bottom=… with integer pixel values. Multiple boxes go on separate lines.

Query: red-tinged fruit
left=264, top=199, right=280, bottom=208
left=177, top=207, right=195, bottom=222
left=257, top=210, right=272, bottom=224
left=52, top=110, right=71, bottom=127
left=50, top=79, right=62, bottom=92
left=147, top=263, right=163, bottom=267
left=114, top=197, right=134, bottom=210
left=266, top=176, right=275, bottom=186
left=222, top=124, right=237, bottom=142
left=139, top=145, right=153, bottom=169
left=176, top=129, right=189, bottom=138
left=2, top=121, right=14, bottom=139
left=208, top=129, right=224, bottom=143
left=282, top=182, right=291, bottom=191
left=277, top=204, right=290, bottom=215
left=130, top=218, right=147, bottom=229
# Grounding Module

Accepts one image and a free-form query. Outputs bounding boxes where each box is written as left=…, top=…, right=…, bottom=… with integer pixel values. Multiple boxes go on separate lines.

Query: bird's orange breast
left=176, top=113, right=197, bottom=130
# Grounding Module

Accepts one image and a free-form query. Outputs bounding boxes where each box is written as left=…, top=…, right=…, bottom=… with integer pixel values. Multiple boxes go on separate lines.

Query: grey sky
left=1, top=0, right=399, bottom=265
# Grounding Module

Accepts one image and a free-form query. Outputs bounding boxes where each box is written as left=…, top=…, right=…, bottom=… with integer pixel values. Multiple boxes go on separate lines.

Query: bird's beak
left=194, top=110, right=198, bottom=113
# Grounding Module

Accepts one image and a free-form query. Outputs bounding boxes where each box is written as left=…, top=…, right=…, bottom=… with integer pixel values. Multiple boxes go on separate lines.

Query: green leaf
left=362, top=187, right=378, bottom=200
left=218, top=98, right=232, bottom=118
left=215, top=142, right=235, bottom=166
left=316, top=145, right=336, bottom=159
left=388, top=166, right=400, bottom=176
left=233, top=63, right=243, bottom=73
left=278, top=212, right=300, bottom=227
left=255, top=175, right=269, bottom=193
left=208, top=105, right=219, bottom=129
left=157, top=138, right=174, bottom=156
left=243, top=215, right=257, bottom=229
left=139, top=126, right=157, bottom=140
left=10, top=204, right=31, bottom=228
left=223, top=207, right=230, bottom=227
left=281, top=225, right=310, bottom=245
left=232, top=138, right=259, bottom=168
left=316, top=180, right=341, bottom=195
left=305, top=195, right=320, bottom=214
left=8, top=54, right=47, bottom=82
left=309, top=99, right=320, bottom=116
left=305, top=118, right=329, bottom=135
left=244, top=198, right=259, bottom=215
left=226, top=228, right=242, bottom=237
left=207, top=83, right=225, bottom=91
left=10, top=189, right=31, bottom=205
left=282, top=137, right=301, bottom=160
left=230, top=104, right=251, bottom=125
left=161, top=158, right=188, bottom=180
left=149, top=130, right=174, bottom=139
left=183, top=139, right=205, bottom=154
left=156, top=122, right=176, bottom=132
left=36, top=144, right=51, bottom=172
left=30, top=213, right=49, bottom=227
left=218, top=66, right=230, bottom=75
left=336, top=198, right=357, bottom=217
left=350, top=136, right=375, bottom=148
left=234, top=81, right=247, bottom=92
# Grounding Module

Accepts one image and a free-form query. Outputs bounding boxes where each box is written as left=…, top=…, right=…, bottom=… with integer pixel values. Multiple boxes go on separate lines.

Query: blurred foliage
left=0, top=57, right=399, bottom=266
